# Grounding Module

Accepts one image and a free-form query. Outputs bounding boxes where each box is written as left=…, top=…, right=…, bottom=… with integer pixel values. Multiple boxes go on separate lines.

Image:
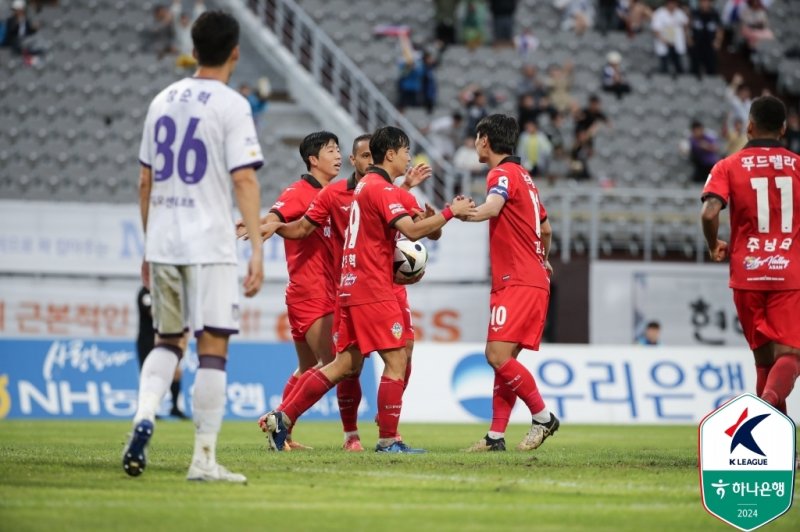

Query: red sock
left=762, top=354, right=800, bottom=409
left=495, top=358, right=545, bottom=415
left=490, top=372, right=518, bottom=433
left=279, top=369, right=315, bottom=410
left=755, top=364, right=772, bottom=396
left=282, top=368, right=334, bottom=423
left=336, top=375, right=362, bottom=433
left=281, top=374, right=299, bottom=403
left=377, top=376, right=404, bottom=439
left=403, top=360, right=412, bottom=392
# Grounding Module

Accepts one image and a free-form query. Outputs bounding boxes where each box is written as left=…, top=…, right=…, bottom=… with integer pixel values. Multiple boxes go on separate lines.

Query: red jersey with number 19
left=338, top=168, right=412, bottom=307
left=269, top=174, right=335, bottom=304
left=304, top=173, right=358, bottom=281
left=486, top=156, right=550, bottom=293
left=702, top=139, right=800, bottom=291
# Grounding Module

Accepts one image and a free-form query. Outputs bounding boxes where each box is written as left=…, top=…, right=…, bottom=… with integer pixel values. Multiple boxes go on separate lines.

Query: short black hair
left=369, top=126, right=410, bottom=164
left=750, top=96, right=787, bottom=134
left=352, top=134, right=372, bottom=155
left=299, top=131, right=339, bottom=170
left=191, top=11, right=239, bottom=67
left=475, top=114, right=518, bottom=155
left=646, top=321, right=661, bottom=329
left=691, top=120, right=703, bottom=129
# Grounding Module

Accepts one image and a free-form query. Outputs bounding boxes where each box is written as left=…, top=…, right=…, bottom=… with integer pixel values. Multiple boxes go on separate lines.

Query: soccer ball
left=393, top=240, right=428, bottom=283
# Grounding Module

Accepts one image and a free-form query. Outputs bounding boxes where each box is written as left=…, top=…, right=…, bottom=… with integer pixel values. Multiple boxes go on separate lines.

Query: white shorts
left=149, top=263, right=240, bottom=338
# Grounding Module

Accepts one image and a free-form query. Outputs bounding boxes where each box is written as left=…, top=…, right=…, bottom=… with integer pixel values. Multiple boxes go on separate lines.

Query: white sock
left=192, top=368, right=226, bottom=465
left=487, top=431, right=504, bottom=440
left=532, top=408, right=551, bottom=424
left=133, top=347, right=180, bottom=424
left=344, top=430, right=359, bottom=441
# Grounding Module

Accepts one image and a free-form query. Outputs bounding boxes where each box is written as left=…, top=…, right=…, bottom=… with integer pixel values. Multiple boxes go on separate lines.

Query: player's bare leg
left=486, top=341, right=558, bottom=452
left=185, top=330, right=246, bottom=483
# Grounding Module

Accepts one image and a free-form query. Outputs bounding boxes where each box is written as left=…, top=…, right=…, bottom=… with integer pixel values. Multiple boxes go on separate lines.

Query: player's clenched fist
left=708, top=240, right=729, bottom=262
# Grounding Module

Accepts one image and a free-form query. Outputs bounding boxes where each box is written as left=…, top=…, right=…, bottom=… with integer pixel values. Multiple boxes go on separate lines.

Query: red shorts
left=287, top=298, right=334, bottom=342
left=394, top=286, right=415, bottom=342
left=487, top=285, right=549, bottom=351
left=335, top=300, right=406, bottom=355
left=732, top=289, right=800, bottom=350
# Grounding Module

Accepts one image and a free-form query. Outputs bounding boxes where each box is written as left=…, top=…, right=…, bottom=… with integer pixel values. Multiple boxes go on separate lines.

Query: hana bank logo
left=451, top=353, right=494, bottom=419
left=42, top=340, right=135, bottom=380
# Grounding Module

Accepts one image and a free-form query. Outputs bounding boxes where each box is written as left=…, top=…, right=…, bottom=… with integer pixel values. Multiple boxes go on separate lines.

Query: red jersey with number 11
left=486, top=156, right=550, bottom=293
left=702, top=139, right=800, bottom=290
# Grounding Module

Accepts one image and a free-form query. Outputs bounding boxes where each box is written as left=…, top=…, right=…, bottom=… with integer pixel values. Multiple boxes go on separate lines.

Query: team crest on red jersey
left=391, top=322, right=403, bottom=339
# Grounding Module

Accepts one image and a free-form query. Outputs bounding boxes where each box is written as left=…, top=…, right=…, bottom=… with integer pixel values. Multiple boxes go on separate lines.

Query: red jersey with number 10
left=338, top=168, right=412, bottom=307
left=269, top=174, right=335, bottom=304
left=702, top=139, right=800, bottom=290
left=486, top=156, right=550, bottom=293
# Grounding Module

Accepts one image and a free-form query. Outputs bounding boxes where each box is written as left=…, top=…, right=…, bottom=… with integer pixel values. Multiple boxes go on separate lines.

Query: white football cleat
left=186, top=461, right=247, bottom=484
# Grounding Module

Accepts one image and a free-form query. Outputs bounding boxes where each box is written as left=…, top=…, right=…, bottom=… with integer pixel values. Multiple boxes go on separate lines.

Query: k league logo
left=699, top=393, right=796, bottom=531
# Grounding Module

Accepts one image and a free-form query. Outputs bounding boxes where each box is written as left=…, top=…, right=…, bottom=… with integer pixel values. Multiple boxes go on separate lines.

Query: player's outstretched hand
left=403, top=163, right=432, bottom=189
left=234, top=218, right=248, bottom=239
left=709, top=240, right=729, bottom=262
left=396, top=270, right=425, bottom=286
left=422, top=203, right=436, bottom=219
left=259, top=222, right=283, bottom=241
left=449, top=195, right=476, bottom=220
left=243, top=254, right=264, bottom=298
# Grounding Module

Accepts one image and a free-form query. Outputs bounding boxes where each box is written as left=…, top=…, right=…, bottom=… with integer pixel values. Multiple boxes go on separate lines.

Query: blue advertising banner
left=0, top=339, right=377, bottom=421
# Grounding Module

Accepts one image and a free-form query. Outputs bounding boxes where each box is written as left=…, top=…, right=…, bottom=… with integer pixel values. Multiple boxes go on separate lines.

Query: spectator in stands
left=421, top=47, right=441, bottom=114
left=785, top=112, right=800, bottom=155
left=558, top=0, right=595, bottom=36
left=568, top=128, right=593, bottom=180
left=2, top=0, right=43, bottom=58
left=637, top=321, right=661, bottom=346
left=541, top=112, right=566, bottom=154
left=689, top=0, right=722, bottom=79
left=516, top=64, right=547, bottom=102
left=739, top=0, right=773, bottom=49
left=434, top=0, right=458, bottom=45
left=618, top=0, right=653, bottom=38
left=518, top=121, right=553, bottom=176
left=425, top=111, right=464, bottom=161
left=652, top=0, right=688, bottom=76
left=597, top=0, right=620, bottom=35
left=459, top=0, right=489, bottom=51
left=489, top=0, right=517, bottom=48
left=464, top=88, right=490, bottom=137
left=546, top=61, right=577, bottom=116
left=172, top=0, right=205, bottom=69
left=688, top=119, right=721, bottom=183
left=601, top=51, right=632, bottom=100
left=239, top=77, right=271, bottom=128
left=725, top=73, right=752, bottom=130
left=453, top=136, right=484, bottom=177
left=142, top=3, right=174, bottom=59
left=575, top=94, right=610, bottom=142
left=514, top=27, right=538, bottom=58
left=722, top=117, right=748, bottom=155
left=397, top=32, right=424, bottom=112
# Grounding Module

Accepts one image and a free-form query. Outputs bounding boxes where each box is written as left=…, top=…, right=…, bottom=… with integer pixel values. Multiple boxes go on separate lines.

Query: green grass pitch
left=0, top=421, right=797, bottom=531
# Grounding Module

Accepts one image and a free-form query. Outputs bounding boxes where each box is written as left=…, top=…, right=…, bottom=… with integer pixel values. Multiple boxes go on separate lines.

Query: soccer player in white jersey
left=123, top=10, right=264, bottom=483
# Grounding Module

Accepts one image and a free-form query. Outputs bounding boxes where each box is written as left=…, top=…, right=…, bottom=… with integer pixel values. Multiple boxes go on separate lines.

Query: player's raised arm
left=232, top=166, right=264, bottom=297
left=259, top=216, right=318, bottom=241
left=394, top=195, right=474, bottom=241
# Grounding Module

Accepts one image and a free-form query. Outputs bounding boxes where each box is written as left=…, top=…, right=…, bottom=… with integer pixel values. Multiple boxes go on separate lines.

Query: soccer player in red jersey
left=257, top=135, right=433, bottom=451
left=463, top=114, right=559, bottom=452
left=252, top=131, right=341, bottom=450
left=702, top=96, right=800, bottom=416
left=259, top=126, right=474, bottom=453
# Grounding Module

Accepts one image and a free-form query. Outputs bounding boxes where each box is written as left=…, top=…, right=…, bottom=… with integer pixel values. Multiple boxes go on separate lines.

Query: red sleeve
left=396, top=188, right=422, bottom=217
left=377, top=186, right=412, bottom=227
left=486, top=168, right=510, bottom=200
left=701, top=160, right=729, bottom=208
left=270, top=185, right=307, bottom=222
left=305, top=185, right=332, bottom=226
